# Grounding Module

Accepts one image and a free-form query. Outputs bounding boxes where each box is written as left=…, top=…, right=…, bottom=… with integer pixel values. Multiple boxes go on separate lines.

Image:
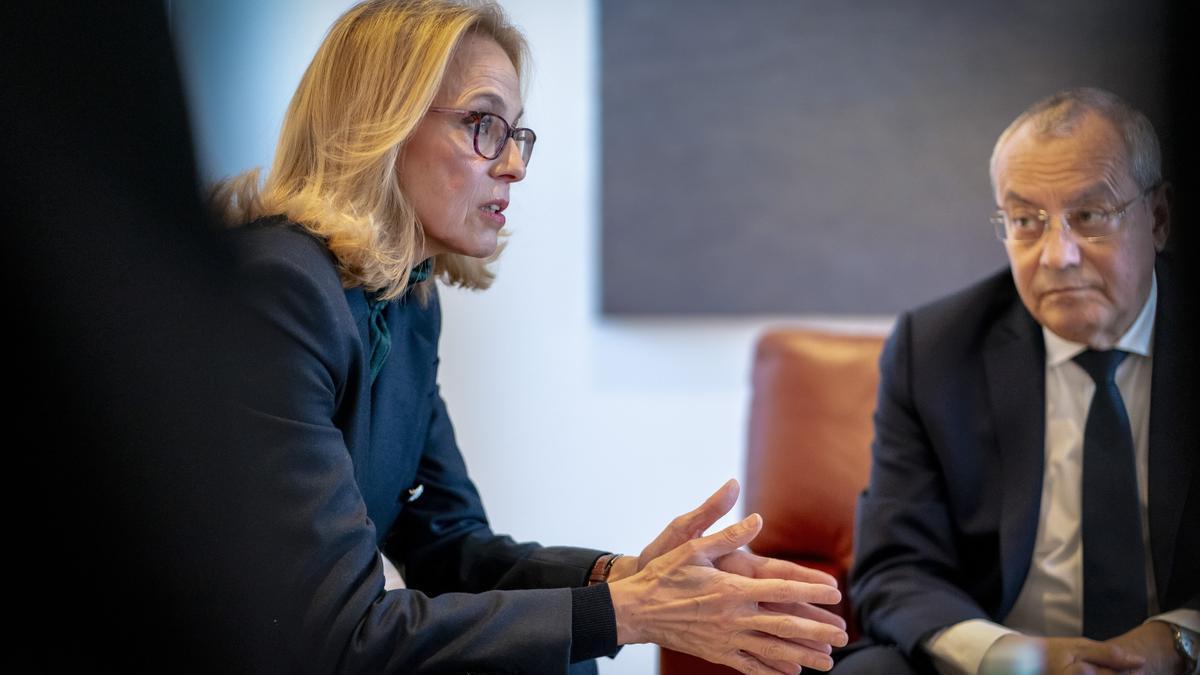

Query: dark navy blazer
left=230, top=222, right=606, bottom=673
left=851, top=262, right=1198, bottom=663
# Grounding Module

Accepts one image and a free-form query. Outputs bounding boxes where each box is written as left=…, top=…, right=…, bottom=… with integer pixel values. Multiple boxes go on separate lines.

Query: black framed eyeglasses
left=991, top=183, right=1159, bottom=243
left=427, top=107, right=536, bottom=167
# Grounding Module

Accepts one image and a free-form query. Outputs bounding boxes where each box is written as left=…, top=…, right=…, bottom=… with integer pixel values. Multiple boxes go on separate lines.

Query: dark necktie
left=1074, top=348, right=1147, bottom=639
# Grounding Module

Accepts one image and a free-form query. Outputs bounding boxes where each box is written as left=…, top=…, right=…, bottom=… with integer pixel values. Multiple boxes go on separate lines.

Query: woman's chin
left=426, top=232, right=499, bottom=260
left=462, top=234, right=500, bottom=259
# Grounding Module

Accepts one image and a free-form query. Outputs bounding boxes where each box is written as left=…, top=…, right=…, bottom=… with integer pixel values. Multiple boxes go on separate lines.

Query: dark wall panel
left=601, top=0, right=1169, bottom=315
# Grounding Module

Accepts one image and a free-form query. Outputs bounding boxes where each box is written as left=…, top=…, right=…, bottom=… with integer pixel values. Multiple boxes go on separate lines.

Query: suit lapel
left=1146, top=262, right=1196, bottom=605
left=984, top=298, right=1046, bottom=619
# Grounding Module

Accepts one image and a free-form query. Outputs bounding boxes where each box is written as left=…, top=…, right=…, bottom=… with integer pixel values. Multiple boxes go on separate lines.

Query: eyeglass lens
left=476, top=113, right=534, bottom=165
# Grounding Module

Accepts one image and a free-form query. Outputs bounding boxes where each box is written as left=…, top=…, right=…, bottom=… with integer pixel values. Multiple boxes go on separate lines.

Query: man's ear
left=1151, top=182, right=1171, bottom=252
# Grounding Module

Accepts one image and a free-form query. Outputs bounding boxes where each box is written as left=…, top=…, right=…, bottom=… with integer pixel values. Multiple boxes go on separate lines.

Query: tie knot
left=1073, top=348, right=1128, bottom=385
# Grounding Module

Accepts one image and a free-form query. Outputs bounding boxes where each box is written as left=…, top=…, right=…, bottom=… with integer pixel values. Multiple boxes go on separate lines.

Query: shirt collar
left=1043, top=272, right=1157, bottom=367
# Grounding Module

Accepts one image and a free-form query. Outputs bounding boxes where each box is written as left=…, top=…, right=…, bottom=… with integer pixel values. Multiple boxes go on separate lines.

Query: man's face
left=992, top=112, right=1169, bottom=348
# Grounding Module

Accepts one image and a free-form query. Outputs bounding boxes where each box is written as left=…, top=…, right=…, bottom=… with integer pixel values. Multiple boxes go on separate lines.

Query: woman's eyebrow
left=462, top=91, right=523, bottom=122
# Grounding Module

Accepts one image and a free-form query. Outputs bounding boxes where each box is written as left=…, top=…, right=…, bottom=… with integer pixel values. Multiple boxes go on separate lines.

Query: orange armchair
left=659, top=328, right=885, bottom=675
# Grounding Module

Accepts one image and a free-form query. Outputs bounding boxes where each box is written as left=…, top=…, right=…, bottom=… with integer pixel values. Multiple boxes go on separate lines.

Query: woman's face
left=399, top=35, right=526, bottom=260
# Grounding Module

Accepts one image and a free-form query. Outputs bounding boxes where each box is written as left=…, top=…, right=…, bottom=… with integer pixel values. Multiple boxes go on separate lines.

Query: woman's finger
left=719, top=550, right=838, bottom=588
left=760, top=601, right=847, bottom=630
left=732, top=631, right=834, bottom=672
left=683, top=513, right=763, bottom=562
left=637, top=480, right=741, bottom=570
left=735, top=609, right=849, bottom=647
left=737, top=577, right=842, bottom=607
left=719, top=649, right=796, bottom=675
left=671, top=478, right=740, bottom=538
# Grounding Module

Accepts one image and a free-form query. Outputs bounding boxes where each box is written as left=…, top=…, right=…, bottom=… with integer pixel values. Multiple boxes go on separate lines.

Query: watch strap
left=586, top=553, right=623, bottom=586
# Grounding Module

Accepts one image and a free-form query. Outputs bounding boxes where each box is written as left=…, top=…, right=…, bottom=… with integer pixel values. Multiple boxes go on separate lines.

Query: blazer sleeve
left=850, top=312, right=991, bottom=658
left=234, top=247, right=590, bottom=674
left=384, top=351, right=606, bottom=595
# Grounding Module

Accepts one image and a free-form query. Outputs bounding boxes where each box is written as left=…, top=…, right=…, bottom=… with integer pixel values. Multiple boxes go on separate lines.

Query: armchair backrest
left=744, top=328, right=884, bottom=576
left=659, top=328, right=885, bottom=675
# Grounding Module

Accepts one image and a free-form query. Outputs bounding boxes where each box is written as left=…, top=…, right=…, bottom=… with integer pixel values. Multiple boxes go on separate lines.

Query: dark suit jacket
left=850, top=262, right=1199, bottom=664
left=230, top=222, right=608, bottom=673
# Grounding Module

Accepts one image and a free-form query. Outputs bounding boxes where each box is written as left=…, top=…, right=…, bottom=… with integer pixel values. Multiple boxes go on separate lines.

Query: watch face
left=1177, top=626, right=1200, bottom=672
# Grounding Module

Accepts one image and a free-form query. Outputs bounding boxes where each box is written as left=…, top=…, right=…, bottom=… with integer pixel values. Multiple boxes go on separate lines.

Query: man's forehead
left=994, top=114, right=1133, bottom=192
left=1002, top=113, right=1126, bottom=165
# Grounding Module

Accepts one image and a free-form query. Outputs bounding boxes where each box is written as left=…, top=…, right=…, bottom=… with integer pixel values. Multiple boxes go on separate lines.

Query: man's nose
left=1039, top=214, right=1082, bottom=269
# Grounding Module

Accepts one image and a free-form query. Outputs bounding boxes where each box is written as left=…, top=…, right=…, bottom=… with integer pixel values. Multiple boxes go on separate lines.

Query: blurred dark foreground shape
left=1, top=4, right=296, bottom=671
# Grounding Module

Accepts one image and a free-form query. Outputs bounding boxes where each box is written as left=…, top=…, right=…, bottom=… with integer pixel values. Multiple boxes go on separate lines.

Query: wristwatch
left=586, top=553, right=623, bottom=586
left=1169, top=623, right=1199, bottom=675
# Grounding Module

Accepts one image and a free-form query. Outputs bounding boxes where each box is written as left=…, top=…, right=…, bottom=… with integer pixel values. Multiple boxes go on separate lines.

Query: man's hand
left=986, top=634, right=1145, bottom=675
left=1104, top=622, right=1185, bottom=675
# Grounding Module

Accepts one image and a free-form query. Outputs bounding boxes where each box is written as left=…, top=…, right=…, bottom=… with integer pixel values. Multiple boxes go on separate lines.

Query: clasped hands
left=606, top=479, right=849, bottom=675
left=987, top=621, right=1185, bottom=675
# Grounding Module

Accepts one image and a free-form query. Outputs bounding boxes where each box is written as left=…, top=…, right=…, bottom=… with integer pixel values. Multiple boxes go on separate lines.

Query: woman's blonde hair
left=211, top=0, right=528, bottom=301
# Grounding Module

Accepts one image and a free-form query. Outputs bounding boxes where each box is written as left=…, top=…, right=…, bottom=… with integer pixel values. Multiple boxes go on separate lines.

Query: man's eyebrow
left=1001, top=191, right=1036, bottom=206
left=1065, top=185, right=1120, bottom=206
left=1001, top=185, right=1120, bottom=208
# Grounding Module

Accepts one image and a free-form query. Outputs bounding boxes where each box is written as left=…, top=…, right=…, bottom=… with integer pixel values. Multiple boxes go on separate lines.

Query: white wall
left=173, top=2, right=889, bottom=672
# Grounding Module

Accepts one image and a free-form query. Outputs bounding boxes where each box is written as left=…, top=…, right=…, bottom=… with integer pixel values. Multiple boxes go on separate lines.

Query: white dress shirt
left=924, top=275, right=1200, bottom=675
left=381, top=552, right=406, bottom=590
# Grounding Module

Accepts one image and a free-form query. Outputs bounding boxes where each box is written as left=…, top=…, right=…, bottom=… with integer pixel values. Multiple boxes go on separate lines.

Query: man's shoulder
left=909, top=268, right=1017, bottom=321
left=901, top=267, right=1029, bottom=352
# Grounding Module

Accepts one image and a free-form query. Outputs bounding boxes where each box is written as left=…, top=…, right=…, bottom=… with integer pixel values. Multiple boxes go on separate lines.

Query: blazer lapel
left=984, top=299, right=1046, bottom=619
left=1146, top=262, right=1196, bottom=605
left=341, top=288, right=375, bottom=489
left=343, top=287, right=439, bottom=545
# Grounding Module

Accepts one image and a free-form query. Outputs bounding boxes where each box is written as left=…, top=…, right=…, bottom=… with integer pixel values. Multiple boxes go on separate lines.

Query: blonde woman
left=217, top=1, right=848, bottom=672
